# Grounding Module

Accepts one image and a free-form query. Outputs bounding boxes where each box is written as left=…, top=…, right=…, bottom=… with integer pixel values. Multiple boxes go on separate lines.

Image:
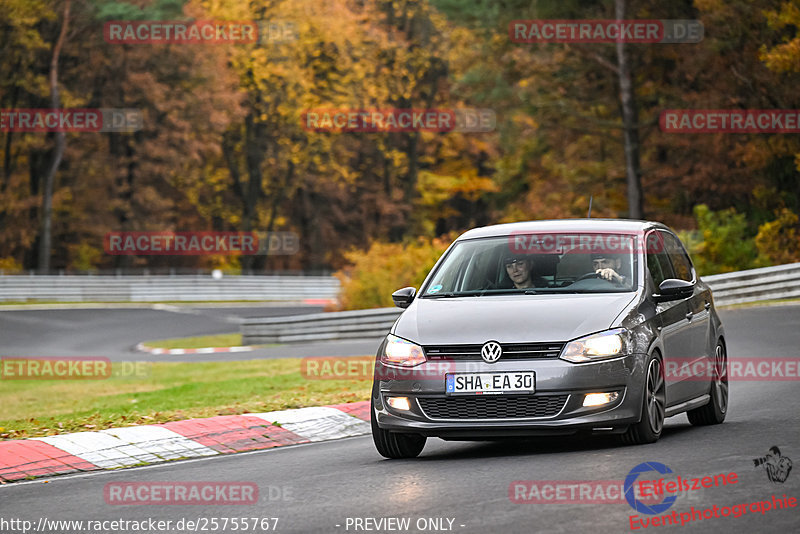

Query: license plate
left=446, top=372, right=535, bottom=395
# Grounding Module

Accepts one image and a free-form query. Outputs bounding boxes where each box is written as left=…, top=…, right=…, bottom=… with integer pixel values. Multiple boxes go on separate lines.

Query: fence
left=241, top=307, right=402, bottom=344
left=0, top=274, right=340, bottom=303
left=702, top=262, right=800, bottom=306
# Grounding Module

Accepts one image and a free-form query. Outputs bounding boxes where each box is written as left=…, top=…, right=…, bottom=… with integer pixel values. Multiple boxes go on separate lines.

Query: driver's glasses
left=505, top=259, right=524, bottom=270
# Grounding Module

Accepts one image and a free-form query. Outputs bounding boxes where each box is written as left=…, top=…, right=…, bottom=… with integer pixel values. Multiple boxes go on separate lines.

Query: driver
left=591, top=252, right=629, bottom=286
left=504, top=254, right=548, bottom=289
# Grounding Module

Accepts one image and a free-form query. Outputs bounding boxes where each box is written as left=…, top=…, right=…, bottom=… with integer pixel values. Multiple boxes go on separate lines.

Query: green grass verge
left=0, top=359, right=371, bottom=440
left=143, top=333, right=245, bottom=349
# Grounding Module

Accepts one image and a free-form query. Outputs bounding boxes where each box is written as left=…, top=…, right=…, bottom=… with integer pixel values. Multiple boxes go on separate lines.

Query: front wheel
left=687, top=341, right=728, bottom=425
left=621, top=355, right=666, bottom=445
left=371, top=388, right=426, bottom=459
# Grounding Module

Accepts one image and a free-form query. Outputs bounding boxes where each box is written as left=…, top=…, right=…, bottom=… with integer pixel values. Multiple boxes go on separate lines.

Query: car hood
left=392, top=293, right=638, bottom=344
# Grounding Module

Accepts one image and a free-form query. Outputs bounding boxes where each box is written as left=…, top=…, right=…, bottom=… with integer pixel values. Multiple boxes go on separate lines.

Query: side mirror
left=391, top=287, right=416, bottom=309
left=654, top=279, right=694, bottom=302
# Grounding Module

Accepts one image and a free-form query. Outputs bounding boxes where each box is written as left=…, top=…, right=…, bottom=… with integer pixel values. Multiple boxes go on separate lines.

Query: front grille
left=418, top=395, right=568, bottom=420
left=424, top=342, right=565, bottom=360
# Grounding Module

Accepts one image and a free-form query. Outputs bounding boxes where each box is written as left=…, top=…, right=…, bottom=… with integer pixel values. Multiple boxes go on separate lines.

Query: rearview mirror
left=654, top=279, right=694, bottom=302
left=391, top=287, right=416, bottom=309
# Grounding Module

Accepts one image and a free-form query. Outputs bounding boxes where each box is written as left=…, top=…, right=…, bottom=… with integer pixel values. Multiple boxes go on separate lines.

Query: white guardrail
left=241, top=262, right=800, bottom=344
left=0, top=275, right=340, bottom=303
left=702, top=262, right=800, bottom=306
left=242, top=307, right=402, bottom=344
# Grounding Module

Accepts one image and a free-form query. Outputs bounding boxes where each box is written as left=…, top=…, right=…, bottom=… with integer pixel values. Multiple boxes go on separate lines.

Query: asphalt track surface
left=1, top=305, right=799, bottom=533
left=0, top=305, right=381, bottom=361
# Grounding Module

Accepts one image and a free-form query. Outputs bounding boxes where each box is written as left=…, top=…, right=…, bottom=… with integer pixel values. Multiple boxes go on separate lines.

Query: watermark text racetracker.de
left=510, top=480, right=660, bottom=504
left=509, top=19, right=703, bottom=43
left=0, top=109, right=142, bottom=132
left=104, top=482, right=264, bottom=505
left=0, top=516, right=280, bottom=533
left=509, top=472, right=733, bottom=506
left=660, top=109, right=800, bottom=133
left=302, top=357, right=493, bottom=381
left=1, top=357, right=148, bottom=380
left=302, top=108, right=495, bottom=133
left=665, top=356, right=800, bottom=381
left=507, top=231, right=665, bottom=255
left=104, top=231, right=298, bottom=255
left=104, top=20, right=298, bottom=44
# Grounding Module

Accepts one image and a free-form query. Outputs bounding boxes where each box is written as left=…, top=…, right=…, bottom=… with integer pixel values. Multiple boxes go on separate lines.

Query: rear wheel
left=621, top=355, right=665, bottom=445
left=370, top=386, right=426, bottom=459
left=687, top=340, right=728, bottom=425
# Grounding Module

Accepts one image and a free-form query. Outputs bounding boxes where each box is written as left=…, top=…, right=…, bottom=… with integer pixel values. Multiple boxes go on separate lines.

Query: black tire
left=621, top=354, right=666, bottom=445
left=370, top=387, right=426, bottom=459
left=687, top=340, right=728, bottom=426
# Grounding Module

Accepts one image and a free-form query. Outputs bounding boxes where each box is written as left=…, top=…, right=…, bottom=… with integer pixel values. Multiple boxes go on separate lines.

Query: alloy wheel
left=646, top=358, right=666, bottom=434
left=713, top=344, right=728, bottom=414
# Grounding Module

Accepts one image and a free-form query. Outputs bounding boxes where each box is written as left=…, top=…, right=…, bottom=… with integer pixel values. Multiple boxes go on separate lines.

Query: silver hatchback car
left=371, top=219, right=728, bottom=458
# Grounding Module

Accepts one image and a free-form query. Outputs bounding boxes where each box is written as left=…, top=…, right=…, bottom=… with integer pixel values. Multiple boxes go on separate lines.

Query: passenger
left=591, top=252, right=629, bottom=286
left=504, top=255, right=548, bottom=289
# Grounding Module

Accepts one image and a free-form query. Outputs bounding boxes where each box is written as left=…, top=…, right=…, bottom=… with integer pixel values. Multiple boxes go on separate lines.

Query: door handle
left=685, top=312, right=693, bottom=321
left=704, top=302, right=711, bottom=310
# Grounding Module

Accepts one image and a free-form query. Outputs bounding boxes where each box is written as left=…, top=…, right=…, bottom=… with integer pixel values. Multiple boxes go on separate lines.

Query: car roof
left=457, top=218, right=670, bottom=240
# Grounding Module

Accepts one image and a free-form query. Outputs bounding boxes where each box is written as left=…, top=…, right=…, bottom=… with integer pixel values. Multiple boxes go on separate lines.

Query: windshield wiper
left=428, top=289, right=522, bottom=298
left=425, top=292, right=479, bottom=298
left=477, top=288, right=528, bottom=296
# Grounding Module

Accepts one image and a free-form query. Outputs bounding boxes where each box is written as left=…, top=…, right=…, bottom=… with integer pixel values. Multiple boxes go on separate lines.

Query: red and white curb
left=0, top=402, right=370, bottom=483
left=135, top=343, right=256, bottom=355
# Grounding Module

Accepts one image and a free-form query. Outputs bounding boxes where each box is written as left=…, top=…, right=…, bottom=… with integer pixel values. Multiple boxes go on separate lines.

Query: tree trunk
left=241, top=114, right=266, bottom=271
left=38, top=0, right=71, bottom=272
left=615, top=0, right=643, bottom=219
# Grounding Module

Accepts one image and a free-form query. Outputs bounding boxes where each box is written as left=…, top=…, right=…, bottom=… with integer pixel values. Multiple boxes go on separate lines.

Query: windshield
left=421, top=233, right=638, bottom=296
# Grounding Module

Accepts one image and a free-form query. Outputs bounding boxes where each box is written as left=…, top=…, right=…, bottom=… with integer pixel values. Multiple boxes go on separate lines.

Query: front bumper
left=373, top=352, right=648, bottom=438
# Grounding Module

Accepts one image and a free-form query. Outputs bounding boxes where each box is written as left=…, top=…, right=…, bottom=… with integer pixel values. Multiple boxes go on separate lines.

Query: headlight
left=560, top=329, right=627, bottom=363
left=381, top=334, right=426, bottom=367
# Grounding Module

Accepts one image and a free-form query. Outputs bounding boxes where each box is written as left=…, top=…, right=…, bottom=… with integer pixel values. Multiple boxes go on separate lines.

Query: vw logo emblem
left=481, top=341, right=502, bottom=363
